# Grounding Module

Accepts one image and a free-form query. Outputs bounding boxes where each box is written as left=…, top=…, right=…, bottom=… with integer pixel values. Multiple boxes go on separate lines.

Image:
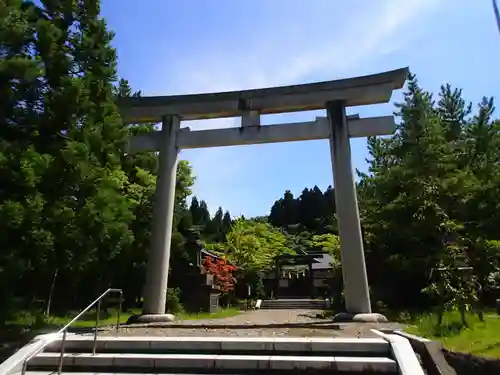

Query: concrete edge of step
left=46, top=335, right=389, bottom=343
left=29, top=352, right=399, bottom=372
left=371, top=329, right=426, bottom=375
left=377, top=329, right=457, bottom=375
left=0, top=333, right=59, bottom=375
left=108, top=322, right=338, bottom=329
left=44, top=335, right=392, bottom=355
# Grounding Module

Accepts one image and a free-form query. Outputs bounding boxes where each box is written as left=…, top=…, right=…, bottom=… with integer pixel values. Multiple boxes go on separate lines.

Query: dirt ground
left=101, top=309, right=406, bottom=338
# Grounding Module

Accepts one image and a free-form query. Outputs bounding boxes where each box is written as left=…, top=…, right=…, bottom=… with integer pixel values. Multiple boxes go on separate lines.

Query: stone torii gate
left=118, top=67, right=408, bottom=322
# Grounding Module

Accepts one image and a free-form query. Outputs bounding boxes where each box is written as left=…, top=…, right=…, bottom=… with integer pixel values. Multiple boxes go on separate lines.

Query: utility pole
left=493, top=0, right=500, bottom=35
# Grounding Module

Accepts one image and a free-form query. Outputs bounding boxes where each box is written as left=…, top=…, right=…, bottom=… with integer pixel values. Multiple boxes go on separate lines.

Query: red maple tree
left=203, top=256, right=238, bottom=293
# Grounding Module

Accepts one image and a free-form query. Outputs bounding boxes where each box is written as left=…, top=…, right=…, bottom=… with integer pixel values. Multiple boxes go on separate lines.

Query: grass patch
left=405, top=311, right=500, bottom=358
left=7, top=306, right=241, bottom=329
left=177, top=307, right=240, bottom=320
left=7, top=308, right=138, bottom=329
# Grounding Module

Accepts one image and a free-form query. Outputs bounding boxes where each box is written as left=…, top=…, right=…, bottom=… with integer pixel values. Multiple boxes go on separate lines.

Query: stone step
left=259, top=302, right=326, bottom=309
left=262, top=302, right=326, bottom=304
left=260, top=299, right=326, bottom=307
left=29, top=352, right=398, bottom=373
left=260, top=302, right=325, bottom=304
left=264, top=297, right=325, bottom=302
left=261, top=300, right=325, bottom=302
left=44, top=336, right=391, bottom=356
left=259, top=306, right=325, bottom=307
left=259, top=305, right=325, bottom=309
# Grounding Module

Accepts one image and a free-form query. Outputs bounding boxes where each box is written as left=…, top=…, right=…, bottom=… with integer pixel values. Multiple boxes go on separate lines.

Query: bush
left=166, top=288, right=183, bottom=314
left=254, top=276, right=266, bottom=299
left=32, top=311, right=50, bottom=329
left=331, top=291, right=345, bottom=311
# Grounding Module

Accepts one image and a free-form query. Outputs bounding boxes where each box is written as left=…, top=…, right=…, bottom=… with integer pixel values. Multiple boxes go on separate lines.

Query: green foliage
left=269, top=187, right=337, bottom=233
left=358, top=73, right=500, bottom=313
left=166, top=288, right=183, bottom=314
left=311, top=234, right=340, bottom=266
left=254, top=276, right=266, bottom=299
left=0, top=0, right=202, bottom=320
left=211, top=219, right=293, bottom=273
left=408, top=310, right=483, bottom=338
left=0, top=0, right=136, bottom=313
left=2, top=0, right=500, bottom=337
left=406, top=311, right=500, bottom=358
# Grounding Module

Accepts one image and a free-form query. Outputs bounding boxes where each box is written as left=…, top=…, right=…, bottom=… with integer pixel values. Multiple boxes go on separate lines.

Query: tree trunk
left=45, top=268, right=58, bottom=317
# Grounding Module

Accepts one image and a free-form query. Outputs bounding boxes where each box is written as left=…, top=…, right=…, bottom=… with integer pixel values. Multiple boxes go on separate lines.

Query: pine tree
left=222, top=211, right=232, bottom=235
left=0, top=0, right=48, bottom=318
left=198, top=200, right=210, bottom=228
left=190, top=196, right=201, bottom=225
left=269, top=190, right=298, bottom=228
left=361, top=73, right=468, bottom=308
left=210, top=206, right=224, bottom=241
left=0, top=0, right=137, bottom=309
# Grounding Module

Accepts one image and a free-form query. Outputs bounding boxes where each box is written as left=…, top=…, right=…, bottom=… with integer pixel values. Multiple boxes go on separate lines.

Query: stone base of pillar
left=332, top=312, right=388, bottom=323
left=126, top=313, right=176, bottom=324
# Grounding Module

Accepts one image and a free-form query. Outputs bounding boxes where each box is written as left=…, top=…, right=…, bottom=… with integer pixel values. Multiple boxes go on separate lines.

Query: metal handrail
left=20, top=288, right=123, bottom=375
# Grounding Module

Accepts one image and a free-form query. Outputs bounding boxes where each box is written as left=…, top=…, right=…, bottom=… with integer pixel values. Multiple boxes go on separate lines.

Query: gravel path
left=102, top=310, right=406, bottom=338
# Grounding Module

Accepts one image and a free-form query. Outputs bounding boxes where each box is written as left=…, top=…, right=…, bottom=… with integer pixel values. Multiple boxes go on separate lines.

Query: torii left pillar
left=139, top=115, right=180, bottom=321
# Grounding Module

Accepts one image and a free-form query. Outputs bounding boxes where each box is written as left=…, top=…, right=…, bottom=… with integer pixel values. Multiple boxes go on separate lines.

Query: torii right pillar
left=327, top=101, right=382, bottom=321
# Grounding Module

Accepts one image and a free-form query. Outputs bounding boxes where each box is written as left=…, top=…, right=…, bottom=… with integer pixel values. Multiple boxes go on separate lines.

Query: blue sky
left=102, top=0, right=500, bottom=218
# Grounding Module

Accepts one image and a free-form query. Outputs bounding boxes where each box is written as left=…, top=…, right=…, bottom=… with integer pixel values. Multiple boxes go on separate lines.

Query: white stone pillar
left=143, top=115, right=180, bottom=315
left=326, top=101, right=372, bottom=314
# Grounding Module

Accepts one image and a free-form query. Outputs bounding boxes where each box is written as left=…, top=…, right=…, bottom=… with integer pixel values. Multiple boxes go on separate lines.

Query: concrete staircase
left=260, top=298, right=327, bottom=310
left=4, top=334, right=425, bottom=375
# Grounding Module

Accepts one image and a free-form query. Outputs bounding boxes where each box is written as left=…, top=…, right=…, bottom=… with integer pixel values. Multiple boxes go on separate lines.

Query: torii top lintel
left=118, top=67, right=408, bottom=124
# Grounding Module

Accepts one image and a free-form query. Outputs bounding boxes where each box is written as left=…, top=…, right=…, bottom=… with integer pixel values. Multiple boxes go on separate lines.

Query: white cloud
left=176, top=0, right=442, bottom=92
left=171, top=0, right=446, bottom=215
